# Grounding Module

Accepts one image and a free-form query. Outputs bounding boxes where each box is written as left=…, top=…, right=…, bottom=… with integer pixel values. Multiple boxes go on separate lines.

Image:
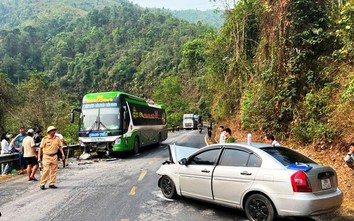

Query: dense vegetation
left=202, top=0, right=354, bottom=145
left=0, top=0, right=214, bottom=141
left=0, top=0, right=353, bottom=146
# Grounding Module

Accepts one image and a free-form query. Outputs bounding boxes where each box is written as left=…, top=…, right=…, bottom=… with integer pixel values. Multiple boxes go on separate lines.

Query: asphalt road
left=0, top=129, right=348, bottom=221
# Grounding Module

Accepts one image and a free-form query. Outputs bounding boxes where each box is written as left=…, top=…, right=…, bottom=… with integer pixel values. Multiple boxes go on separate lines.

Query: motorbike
left=198, top=126, right=202, bottom=133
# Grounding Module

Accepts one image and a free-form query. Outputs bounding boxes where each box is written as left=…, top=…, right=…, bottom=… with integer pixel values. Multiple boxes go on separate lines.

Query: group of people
left=217, top=126, right=235, bottom=143
left=217, top=125, right=354, bottom=175
left=217, top=125, right=280, bottom=146
left=1, top=126, right=67, bottom=190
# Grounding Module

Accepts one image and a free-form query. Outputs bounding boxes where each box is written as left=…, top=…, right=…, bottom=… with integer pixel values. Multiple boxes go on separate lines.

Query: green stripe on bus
left=126, top=98, right=149, bottom=106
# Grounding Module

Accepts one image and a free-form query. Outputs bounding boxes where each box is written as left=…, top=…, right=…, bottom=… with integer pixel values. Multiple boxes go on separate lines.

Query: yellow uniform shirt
left=40, top=135, right=63, bottom=155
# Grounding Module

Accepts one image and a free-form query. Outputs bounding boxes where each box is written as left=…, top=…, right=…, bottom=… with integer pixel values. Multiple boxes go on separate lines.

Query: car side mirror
left=179, top=158, right=188, bottom=165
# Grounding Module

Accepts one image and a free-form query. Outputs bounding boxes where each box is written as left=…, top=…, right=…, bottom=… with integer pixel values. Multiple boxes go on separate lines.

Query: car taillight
left=291, top=171, right=312, bottom=192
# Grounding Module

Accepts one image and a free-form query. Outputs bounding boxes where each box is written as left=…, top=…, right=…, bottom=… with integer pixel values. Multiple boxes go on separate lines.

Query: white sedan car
left=157, top=143, right=343, bottom=221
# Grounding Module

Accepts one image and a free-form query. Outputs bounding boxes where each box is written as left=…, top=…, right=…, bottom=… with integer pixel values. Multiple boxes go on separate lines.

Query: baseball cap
left=27, top=129, right=34, bottom=134
left=47, top=126, right=57, bottom=133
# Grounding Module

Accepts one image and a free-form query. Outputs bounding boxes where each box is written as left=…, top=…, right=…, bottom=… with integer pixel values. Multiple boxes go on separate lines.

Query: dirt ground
left=296, top=144, right=354, bottom=217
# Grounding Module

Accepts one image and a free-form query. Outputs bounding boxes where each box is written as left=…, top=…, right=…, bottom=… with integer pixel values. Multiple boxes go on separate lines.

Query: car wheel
left=159, top=175, right=177, bottom=199
left=245, top=194, right=275, bottom=221
left=133, top=137, right=139, bottom=154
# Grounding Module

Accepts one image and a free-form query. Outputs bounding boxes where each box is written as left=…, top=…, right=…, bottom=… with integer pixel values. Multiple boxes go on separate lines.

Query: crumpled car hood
left=169, top=144, right=196, bottom=163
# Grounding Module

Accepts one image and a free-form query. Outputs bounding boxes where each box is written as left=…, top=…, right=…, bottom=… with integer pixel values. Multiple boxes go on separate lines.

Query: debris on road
left=79, top=152, right=92, bottom=160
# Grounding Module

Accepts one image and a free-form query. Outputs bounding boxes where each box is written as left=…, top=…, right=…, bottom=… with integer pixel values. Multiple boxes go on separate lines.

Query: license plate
left=91, top=137, right=106, bottom=142
left=321, top=178, right=331, bottom=190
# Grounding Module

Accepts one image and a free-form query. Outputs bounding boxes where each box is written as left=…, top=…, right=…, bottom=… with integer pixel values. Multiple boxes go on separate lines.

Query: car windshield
left=261, top=146, right=316, bottom=166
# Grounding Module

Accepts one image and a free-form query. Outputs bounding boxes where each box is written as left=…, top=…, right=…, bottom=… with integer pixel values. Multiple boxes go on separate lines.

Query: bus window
left=81, top=109, right=98, bottom=131
left=100, top=107, right=120, bottom=130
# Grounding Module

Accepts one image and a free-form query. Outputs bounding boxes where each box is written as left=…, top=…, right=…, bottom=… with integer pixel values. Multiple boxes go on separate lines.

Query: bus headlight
left=115, top=138, right=121, bottom=145
left=79, top=140, right=85, bottom=146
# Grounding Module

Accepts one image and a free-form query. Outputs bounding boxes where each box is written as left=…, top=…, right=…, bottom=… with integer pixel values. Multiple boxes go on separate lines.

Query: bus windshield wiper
left=86, top=117, right=99, bottom=134
left=99, top=122, right=108, bottom=130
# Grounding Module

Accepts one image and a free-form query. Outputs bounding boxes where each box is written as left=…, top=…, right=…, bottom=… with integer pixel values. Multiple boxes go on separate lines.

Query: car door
left=179, top=148, right=221, bottom=201
left=212, top=148, right=261, bottom=207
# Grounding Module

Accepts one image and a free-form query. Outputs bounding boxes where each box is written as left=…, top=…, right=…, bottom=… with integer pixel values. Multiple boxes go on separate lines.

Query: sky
left=128, top=0, right=221, bottom=11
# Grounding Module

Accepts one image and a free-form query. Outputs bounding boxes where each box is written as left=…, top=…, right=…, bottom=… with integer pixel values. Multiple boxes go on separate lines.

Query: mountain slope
left=0, top=0, right=124, bottom=29
left=171, top=9, right=223, bottom=29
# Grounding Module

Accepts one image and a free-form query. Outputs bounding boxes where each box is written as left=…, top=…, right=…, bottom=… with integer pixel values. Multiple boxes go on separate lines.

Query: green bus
left=70, top=91, right=168, bottom=156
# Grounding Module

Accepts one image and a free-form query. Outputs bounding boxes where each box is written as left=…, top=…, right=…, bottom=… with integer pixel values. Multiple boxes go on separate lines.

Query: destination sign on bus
left=85, top=94, right=114, bottom=103
left=83, top=102, right=118, bottom=109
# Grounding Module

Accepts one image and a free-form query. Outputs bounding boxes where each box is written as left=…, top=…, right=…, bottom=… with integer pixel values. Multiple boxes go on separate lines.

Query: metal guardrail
left=0, top=145, right=81, bottom=172
left=0, top=153, right=19, bottom=164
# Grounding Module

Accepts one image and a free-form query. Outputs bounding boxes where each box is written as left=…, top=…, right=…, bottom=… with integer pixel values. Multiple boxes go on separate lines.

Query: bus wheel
left=133, top=137, right=139, bottom=154
left=97, top=152, right=106, bottom=158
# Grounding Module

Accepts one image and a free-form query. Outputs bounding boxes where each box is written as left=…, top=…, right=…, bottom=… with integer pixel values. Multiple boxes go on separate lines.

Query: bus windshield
left=81, top=107, right=120, bottom=131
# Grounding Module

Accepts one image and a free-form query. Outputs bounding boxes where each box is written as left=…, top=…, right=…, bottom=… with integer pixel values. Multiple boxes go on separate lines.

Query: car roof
left=188, top=142, right=285, bottom=169
left=206, top=142, right=273, bottom=149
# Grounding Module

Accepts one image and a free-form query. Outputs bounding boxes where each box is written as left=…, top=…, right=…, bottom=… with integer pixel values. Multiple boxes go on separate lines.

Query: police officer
left=38, top=126, right=65, bottom=190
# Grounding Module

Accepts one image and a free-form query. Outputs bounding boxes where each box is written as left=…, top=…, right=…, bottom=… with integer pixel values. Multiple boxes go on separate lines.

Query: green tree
left=182, top=38, right=206, bottom=74
left=0, top=73, right=16, bottom=131
left=152, top=76, right=189, bottom=126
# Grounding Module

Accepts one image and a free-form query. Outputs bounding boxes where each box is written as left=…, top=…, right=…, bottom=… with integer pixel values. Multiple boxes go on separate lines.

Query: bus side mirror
left=70, top=112, right=75, bottom=123
left=70, top=108, right=81, bottom=123
left=124, top=111, right=130, bottom=122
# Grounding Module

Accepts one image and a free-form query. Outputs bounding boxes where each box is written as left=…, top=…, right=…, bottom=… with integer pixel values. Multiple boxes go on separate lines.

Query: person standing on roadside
left=23, top=129, right=39, bottom=181
left=11, top=128, right=28, bottom=174
left=1, top=133, right=12, bottom=175
left=55, top=129, right=68, bottom=168
left=34, top=129, right=43, bottom=151
left=218, top=126, right=225, bottom=143
left=38, top=126, right=65, bottom=190
left=264, top=133, right=280, bottom=147
left=344, top=143, right=354, bottom=174
left=224, top=128, right=235, bottom=143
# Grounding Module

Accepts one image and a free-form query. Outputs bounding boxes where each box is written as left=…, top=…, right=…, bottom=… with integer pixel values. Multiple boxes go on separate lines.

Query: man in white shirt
left=218, top=126, right=226, bottom=143
left=55, top=129, right=68, bottom=168
left=1, top=133, right=12, bottom=175
left=265, top=133, right=280, bottom=147
left=23, top=129, right=39, bottom=181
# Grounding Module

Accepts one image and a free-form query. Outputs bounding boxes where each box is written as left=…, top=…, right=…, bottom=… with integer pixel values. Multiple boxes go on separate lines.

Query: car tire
left=133, top=137, right=139, bottom=154
left=245, top=193, right=275, bottom=221
left=159, top=175, right=177, bottom=199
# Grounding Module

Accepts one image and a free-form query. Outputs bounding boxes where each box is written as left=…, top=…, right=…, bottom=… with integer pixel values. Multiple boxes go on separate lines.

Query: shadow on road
left=176, top=197, right=346, bottom=221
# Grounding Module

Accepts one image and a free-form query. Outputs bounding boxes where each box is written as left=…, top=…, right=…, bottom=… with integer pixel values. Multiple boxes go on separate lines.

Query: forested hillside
left=0, top=0, right=123, bottom=29
left=0, top=0, right=214, bottom=137
left=198, top=0, right=353, bottom=146
left=171, top=9, right=223, bottom=28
